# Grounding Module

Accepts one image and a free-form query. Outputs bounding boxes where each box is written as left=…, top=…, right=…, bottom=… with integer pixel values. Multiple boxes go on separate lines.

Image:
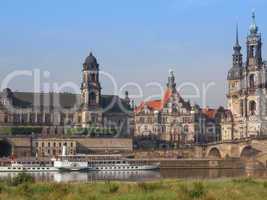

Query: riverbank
left=1, top=174, right=267, bottom=200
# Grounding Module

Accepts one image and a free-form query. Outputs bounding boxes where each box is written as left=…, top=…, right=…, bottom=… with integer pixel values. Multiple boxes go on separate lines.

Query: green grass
left=1, top=175, right=267, bottom=200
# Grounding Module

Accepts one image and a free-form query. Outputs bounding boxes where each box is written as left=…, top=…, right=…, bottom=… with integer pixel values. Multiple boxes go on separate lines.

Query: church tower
left=245, top=12, right=264, bottom=118
left=226, top=11, right=267, bottom=139
left=81, top=52, right=101, bottom=108
left=80, top=52, right=102, bottom=128
left=246, top=11, right=262, bottom=67
left=167, top=70, right=177, bottom=93
left=227, top=24, right=243, bottom=117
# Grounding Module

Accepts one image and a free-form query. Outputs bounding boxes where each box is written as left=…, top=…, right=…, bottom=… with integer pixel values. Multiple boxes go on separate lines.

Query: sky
left=0, top=0, right=267, bottom=108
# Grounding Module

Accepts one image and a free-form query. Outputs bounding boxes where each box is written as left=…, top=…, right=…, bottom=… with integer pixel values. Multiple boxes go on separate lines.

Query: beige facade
left=0, top=53, right=133, bottom=137
left=33, top=138, right=76, bottom=157
left=134, top=71, right=225, bottom=145
left=224, top=12, right=267, bottom=141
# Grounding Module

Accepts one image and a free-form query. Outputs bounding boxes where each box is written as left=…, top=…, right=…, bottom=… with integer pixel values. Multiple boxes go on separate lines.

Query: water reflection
left=0, top=169, right=267, bottom=182
left=0, top=171, right=161, bottom=182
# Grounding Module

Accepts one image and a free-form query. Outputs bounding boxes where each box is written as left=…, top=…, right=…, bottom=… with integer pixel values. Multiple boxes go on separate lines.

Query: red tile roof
left=135, top=89, right=173, bottom=113
left=201, top=108, right=217, bottom=119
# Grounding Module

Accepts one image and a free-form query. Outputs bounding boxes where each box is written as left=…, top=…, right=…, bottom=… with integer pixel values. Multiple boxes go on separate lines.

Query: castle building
left=0, top=53, right=133, bottom=137
left=134, top=71, right=226, bottom=145
left=224, top=12, right=267, bottom=141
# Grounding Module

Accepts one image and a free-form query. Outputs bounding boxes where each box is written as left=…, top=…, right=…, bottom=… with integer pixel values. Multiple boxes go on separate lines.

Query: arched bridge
left=205, top=138, right=267, bottom=162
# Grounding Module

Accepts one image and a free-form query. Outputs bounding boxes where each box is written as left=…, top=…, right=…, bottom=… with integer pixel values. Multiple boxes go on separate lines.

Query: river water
left=0, top=169, right=266, bottom=182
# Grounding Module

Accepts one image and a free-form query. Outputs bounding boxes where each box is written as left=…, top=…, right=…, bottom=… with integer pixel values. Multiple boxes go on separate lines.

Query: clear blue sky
left=0, top=0, right=266, bottom=108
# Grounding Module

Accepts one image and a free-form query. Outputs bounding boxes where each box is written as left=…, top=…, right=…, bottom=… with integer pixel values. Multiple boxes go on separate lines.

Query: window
left=89, top=92, right=96, bottom=105
left=249, top=74, right=255, bottom=88
left=91, top=73, right=96, bottom=82
left=37, top=113, right=42, bottom=123
left=184, top=125, right=189, bottom=133
left=249, top=101, right=256, bottom=115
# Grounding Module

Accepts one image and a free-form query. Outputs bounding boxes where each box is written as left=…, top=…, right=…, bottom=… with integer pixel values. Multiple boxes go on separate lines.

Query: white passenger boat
left=0, top=145, right=89, bottom=172
left=0, top=146, right=159, bottom=172
left=88, top=159, right=160, bottom=171
left=50, top=145, right=89, bottom=172
left=0, top=161, right=58, bottom=172
left=52, top=159, right=88, bottom=172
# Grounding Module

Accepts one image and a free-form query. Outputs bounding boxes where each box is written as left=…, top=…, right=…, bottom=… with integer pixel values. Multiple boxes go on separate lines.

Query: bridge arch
left=207, top=147, right=222, bottom=159
left=0, top=139, right=12, bottom=157
left=240, top=145, right=259, bottom=160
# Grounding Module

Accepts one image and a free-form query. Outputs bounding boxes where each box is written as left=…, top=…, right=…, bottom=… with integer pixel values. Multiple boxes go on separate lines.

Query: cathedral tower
left=81, top=52, right=101, bottom=108
left=226, top=11, right=267, bottom=139
left=246, top=11, right=262, bottom=67
left=80, top=52, right=102, bottom=128
left=227, top=24, right=243, bottom=117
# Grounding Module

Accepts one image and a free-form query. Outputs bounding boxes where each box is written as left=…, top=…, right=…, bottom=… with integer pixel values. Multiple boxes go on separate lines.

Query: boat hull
left=0, top=166, right=58, bottom=172
left=89, top=164, right=160, bottom=171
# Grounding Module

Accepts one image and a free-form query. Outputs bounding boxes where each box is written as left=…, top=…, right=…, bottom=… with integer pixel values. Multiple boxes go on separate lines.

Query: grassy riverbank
left=1, top=174, right=267, bottom=200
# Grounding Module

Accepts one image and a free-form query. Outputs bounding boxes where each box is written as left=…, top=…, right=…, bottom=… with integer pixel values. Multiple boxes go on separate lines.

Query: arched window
left=90, top=74, right=96, bottom=82
left=184, top=125, right=189, bottom=133
left=249, top=101, right=256, bottom=115
left=89, top=92, right=96, bottom=105
left=249, top=74, right=255, bottom=88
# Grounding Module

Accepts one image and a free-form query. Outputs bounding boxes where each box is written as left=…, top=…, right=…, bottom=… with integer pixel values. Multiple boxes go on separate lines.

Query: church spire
left=249, top=10, right=258, bottom=35
left=234, top=23, right=241, bottom=51
left=247, top=10, right=262, bottom=66
left=232, top=23, right=243, bottom=68
left=235, top=23, right=240, bottom=47
left=167, top=69, right=176, bottom=92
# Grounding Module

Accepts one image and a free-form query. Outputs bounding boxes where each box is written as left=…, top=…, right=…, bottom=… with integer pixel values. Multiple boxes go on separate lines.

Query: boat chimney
left=62, top=143, right=67, bottom=157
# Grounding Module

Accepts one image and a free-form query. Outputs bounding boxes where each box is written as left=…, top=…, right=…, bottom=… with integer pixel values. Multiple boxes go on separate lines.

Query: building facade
left=34, top=138, right=77, bottom=157
left=134, top=71, right=227, bottom=146
left=225, top=12, right=267, bottom=141
left=0, top=53, right=133, bottom=137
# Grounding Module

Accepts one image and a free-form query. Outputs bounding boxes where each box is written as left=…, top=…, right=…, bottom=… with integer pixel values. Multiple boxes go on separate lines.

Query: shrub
left=108, top=183, right=119, bottom=193
left=178, top=181, right=206, bottom=199
left=189, top=182, right=206, bottom=199
left=16, top=183, right=33, bottom=196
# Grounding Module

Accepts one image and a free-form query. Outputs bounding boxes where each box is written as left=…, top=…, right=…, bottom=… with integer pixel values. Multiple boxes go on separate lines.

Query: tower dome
left=249, top=11, right=258, bottom=34
left=83, top=52, right=99, bottom=70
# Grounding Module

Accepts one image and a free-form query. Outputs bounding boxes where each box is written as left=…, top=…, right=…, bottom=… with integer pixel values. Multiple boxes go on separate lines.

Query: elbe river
left=1, top=169, right=267, bottom=182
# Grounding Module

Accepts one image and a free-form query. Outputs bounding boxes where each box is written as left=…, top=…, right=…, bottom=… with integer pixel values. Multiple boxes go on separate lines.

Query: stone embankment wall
left=158, top=159, right=245, bottom=169
left=133, top=147, right=204, bottom=159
